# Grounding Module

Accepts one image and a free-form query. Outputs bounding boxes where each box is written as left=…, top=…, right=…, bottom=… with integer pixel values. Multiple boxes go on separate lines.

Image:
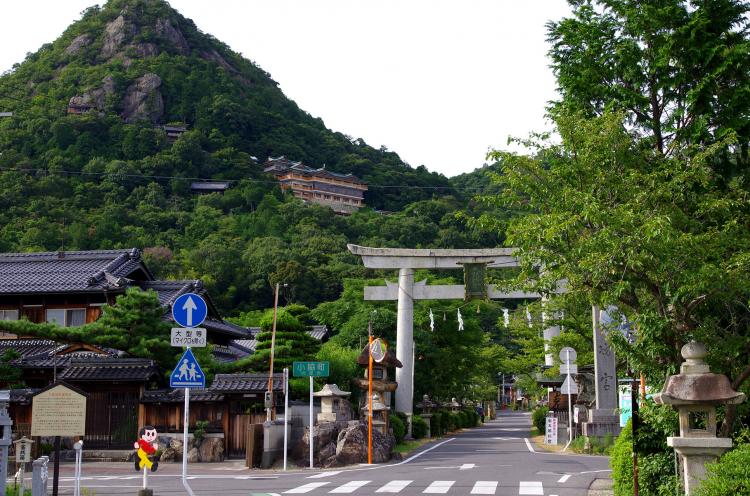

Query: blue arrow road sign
left=170, top=348, right=206, bottom=388
left=172, top=293, right=208, bottom=328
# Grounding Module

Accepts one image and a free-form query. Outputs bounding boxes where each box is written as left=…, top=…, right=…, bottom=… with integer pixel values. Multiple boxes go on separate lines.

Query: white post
left=182, top=386, right=195, bottom=496
left=143, top=466, right=147, bottom=490
left=309, top=376, right=314, bottom=469
left=73, top=440, right=83, bottom=496
left=283, top=367, right=288, bottom=471
left=566, top=349, right=573, bottom=445
left=396, top=268, right=414, bottom=417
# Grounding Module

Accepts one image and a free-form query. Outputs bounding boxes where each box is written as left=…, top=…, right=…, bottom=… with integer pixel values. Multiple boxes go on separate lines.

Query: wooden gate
left=227, top=404, right=266, bottom=458
left=85, top=391, right=139, bottom=449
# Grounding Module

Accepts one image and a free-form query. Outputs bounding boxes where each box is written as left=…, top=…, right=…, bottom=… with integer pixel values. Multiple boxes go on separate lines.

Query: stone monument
left=582, top=306, right=621, bottom=439
left=654, top=342, right=745, bottom=495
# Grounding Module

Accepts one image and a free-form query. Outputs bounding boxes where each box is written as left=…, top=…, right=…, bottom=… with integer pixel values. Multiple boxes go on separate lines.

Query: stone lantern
left=446, top=397, right=461, bottom=413
left=416, top=394, right=436, bottom=438
left=313, top=384, right=352, bottom=424
left=654, top=342, right=745, bottom=495
left=0, top=390, right=12, bottom=496
left=353, top=341, right=403, bottom=435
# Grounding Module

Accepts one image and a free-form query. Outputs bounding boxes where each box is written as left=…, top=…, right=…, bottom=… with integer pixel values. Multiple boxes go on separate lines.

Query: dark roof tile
left=210, top=373, right=283, bottom=392
left=59, top=358, right=159, bottom=382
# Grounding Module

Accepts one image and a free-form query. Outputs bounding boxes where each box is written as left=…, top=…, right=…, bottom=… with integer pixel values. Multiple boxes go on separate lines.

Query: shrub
left=412, top=415, right=428, bottom=439
left=694, top=442, right=750, bottom=496
left=390, top=414, right=406, bottom=443
left=448, top=413, right=459, bottom=431
left=430, top=412, right=442, bottom=437
left=532, top=406, right=549, bottom=434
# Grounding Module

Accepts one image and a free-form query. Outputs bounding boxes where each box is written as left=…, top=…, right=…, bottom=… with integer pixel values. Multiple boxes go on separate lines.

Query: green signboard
left=293, top=361, right=330, bottom=377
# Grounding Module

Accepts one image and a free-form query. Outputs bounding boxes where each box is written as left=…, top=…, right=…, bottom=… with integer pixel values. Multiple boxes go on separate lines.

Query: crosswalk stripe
left=470, top=481, right=498, bottom=494
left=375, top=480, right=413, bottom=493
left=309, top=471, right=343, bottom=479
left=519, top=481, right=543, bottom=495
left=423, top=480, right=455, bottom=494
left=285, top=482, right=330, bottom=494
left=330, top=481, right=370, bottom=493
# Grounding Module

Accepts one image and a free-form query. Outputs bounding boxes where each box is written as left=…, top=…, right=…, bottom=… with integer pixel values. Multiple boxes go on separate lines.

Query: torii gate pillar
left=396, top=268, right=415, bottom=417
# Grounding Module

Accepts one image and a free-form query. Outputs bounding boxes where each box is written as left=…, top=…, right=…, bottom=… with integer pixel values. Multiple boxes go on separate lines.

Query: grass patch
left=393, top=437, right=434, bottom=454
left=568, top=434, right=614, bottom=455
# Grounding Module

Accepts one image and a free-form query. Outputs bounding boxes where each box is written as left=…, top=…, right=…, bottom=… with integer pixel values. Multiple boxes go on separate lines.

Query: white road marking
left=309, top=471, right=343, bottom=478
left=557, top=474, right=571, bottom=483
left=423, top=480, right=455, bottom=494
left=459, top=464, right=475, bottom=470
left=577, top=469, right=613, bottom=474
left=329, top=480, right=370, bottom=493
left=470, top=480, right=498, bottom=494
left=396, top=438, right=456, bottom=465
left=376, top=480, right=413, bottom=493
left=492, top=437, right=520, bottom=440
left=285, top=482, right=330, bottom=493
left=519, top=481, right=544, bottom=495
left=524, top=438, right=535, bottom=453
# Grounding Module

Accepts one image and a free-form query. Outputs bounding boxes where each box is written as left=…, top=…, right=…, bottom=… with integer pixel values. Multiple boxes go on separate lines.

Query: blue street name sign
left=170, top=348, right=206, bottom=388
left=172, top=293, right=208, bottom=328
left=292, top=361, right=330, bottom=377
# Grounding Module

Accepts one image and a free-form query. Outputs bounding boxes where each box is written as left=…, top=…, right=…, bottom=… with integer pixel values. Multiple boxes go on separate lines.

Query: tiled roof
left=59, top=358, right=159, bottom=382
left=0, top=339, right=59, bottom=359
left=245, top=325, right=328, bottom=342
left=231, top=339, right=257, bottom=353
left=210, top=373, right=283, bottom=392
left=212, top=343, right=251, bottom=363
left=141, top=388, right=224, bottom=403
left=190, top=181, right=231, bottom=191
left=0, top=249, right=152, bottom=294
left=0, top=339, right=121, bottom=368
left=9, top=388, right=38, bottom=405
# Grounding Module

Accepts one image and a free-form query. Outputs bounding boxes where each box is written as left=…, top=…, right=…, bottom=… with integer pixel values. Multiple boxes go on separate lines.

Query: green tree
left=246, top=308, right=320, bottom=372
left=475, top=111, right=750, bottom=433
left=547, top=0, right=750, bottom=163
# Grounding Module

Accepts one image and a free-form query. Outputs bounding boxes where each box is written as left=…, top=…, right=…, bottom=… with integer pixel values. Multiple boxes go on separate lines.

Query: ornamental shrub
left=412, top=415, right=428, bottom=439
left=694, top=442, right=750, bottom=496
left=390, top=414, right=406, bottom=443
left=532, top=406, right=549, bottom=434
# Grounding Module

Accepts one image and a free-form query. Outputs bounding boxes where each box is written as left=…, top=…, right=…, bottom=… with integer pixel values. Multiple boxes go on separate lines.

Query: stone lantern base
left=668, top=436, right=732, bottom=495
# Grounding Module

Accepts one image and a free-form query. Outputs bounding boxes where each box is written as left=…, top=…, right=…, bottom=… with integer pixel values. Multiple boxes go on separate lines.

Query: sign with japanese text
left=31, top=384, right=87, bottom=437
left=14, top=437, right=32, bottom=463
left=544, top=415, right=558, bottom=444
left=292, top=361, right=330, bottom=377
left=171, top=327, right=206, bottom=347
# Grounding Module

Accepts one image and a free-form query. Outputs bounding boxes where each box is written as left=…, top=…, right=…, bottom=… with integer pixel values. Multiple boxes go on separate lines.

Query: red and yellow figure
left=134, top=425, right=159, bottom=472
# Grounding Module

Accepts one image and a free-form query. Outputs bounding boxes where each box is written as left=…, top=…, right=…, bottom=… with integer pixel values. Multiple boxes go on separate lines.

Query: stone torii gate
left=347, top=245, right=540, bottom=419
left=348, top=244, right=620, bottom=439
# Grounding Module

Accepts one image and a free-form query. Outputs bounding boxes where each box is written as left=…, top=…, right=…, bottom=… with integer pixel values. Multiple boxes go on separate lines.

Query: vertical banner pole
left=309, top=376, right=314, bottom=469
left=283, top=367, right=288, bottom=471
left=368, top=321, right=373, bottom=464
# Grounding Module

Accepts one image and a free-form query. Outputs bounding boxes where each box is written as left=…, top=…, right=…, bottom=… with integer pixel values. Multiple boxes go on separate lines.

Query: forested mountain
left=0, top=0, right=498, bottom=314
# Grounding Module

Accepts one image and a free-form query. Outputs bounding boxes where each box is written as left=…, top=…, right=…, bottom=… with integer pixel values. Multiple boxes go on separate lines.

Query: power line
left=0, top=165, right=495, bottom=193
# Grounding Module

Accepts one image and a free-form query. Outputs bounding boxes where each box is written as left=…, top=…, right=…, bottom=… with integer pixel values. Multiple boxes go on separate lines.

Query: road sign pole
left=309, top=376, right=314, bottom=469
left=283, top=367, right=288, bottom=471
left=182, top=385, right=195, bottom=496
left=566, top=349, right=573, bottom=445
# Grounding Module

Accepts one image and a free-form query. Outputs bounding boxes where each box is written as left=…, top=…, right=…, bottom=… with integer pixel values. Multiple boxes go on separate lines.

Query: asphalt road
left=37, top=411, right=610, bottom=495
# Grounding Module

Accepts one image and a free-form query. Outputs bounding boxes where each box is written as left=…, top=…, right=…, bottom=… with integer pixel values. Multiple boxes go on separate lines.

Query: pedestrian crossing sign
left=170, top=348, right=205, bottom=388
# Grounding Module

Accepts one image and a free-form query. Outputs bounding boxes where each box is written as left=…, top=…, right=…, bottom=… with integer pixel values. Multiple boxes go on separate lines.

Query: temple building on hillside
left=263, top=156, right=368, bottom=214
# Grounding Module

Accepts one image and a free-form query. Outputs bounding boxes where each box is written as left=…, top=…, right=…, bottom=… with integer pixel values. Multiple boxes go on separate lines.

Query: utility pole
left=267, top=283, right=280, bottom=421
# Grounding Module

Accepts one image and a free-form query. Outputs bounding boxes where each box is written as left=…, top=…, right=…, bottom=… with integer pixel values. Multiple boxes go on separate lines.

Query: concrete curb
left=587, top=477, right=614, bottom=496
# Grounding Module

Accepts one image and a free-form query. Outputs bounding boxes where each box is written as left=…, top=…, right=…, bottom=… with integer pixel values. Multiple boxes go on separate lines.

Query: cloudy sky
left=0, top=1, right=571, bottom=177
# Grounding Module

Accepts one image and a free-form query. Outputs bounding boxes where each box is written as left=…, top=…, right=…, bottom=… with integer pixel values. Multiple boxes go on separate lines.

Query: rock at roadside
left=187, top=447, right=199, bottom=463
left=198, top=437, right=224, bottom=462
left=336, top=422, right=395, bottom=465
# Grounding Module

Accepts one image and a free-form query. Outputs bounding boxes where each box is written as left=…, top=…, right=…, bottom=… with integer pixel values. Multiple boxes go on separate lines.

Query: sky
left=0, top=0, right=571, bottom=177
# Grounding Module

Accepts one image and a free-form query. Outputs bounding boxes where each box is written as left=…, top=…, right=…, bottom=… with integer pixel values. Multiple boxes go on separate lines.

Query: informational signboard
left=31, top=384, right=86, bottom=437
left=292, top=361, right=330, bottom=377
left=172, top=293, right=208, bottom=328
left=170, top=348, right=206, bottom=388
left=544, top=416, right=558, bottom=444
left=170, top=327, right=206, bottom=348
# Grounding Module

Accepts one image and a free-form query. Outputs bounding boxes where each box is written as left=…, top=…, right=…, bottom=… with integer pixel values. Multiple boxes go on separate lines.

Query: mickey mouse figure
left=134, top=425, right=159, bottom=472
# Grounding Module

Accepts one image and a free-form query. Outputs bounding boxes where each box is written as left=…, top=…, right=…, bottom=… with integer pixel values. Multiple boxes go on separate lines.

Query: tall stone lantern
left=0, top=390, right=12, bottom=496
left=654, top=342, right=745, bottom=495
